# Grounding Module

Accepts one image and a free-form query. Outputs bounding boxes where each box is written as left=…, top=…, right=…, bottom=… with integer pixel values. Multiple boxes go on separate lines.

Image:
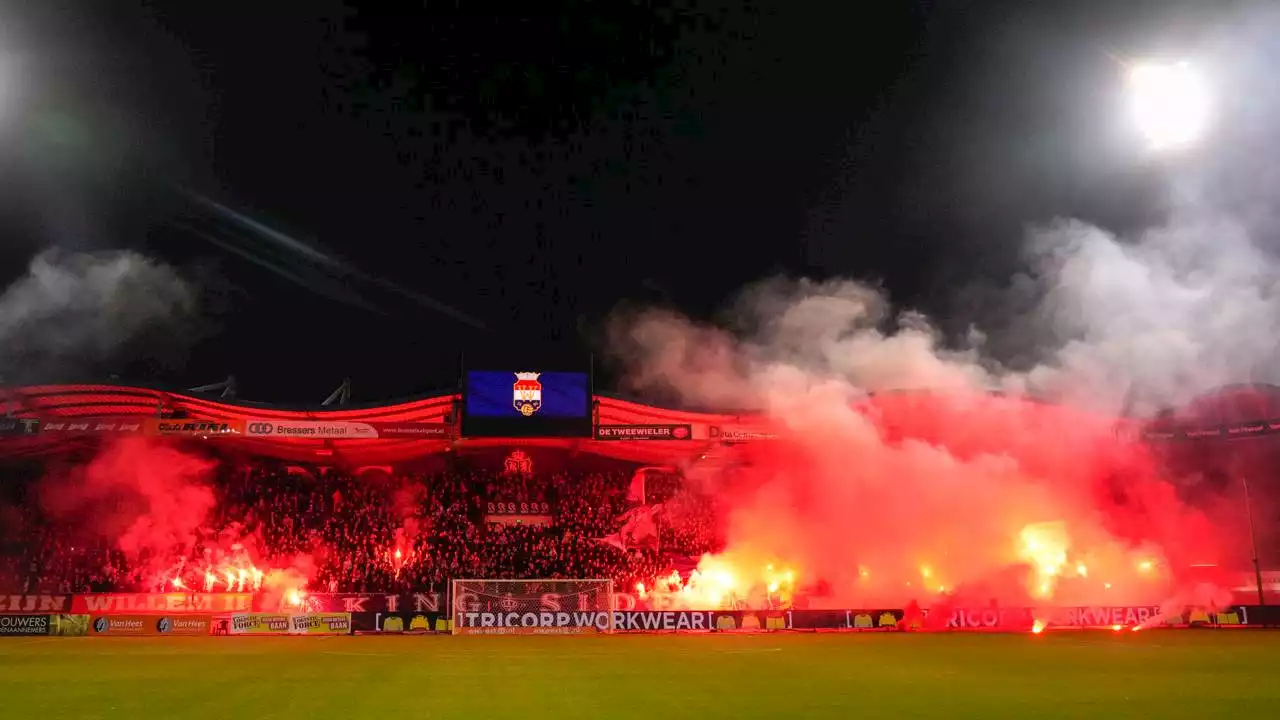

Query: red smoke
left=711, top=392, right=1232, bottom=608
left=40, top=438, right=216, bottom=565
left=609, top=285, right=1245, bottom=610
left=39, top=438, right=316, bottom=597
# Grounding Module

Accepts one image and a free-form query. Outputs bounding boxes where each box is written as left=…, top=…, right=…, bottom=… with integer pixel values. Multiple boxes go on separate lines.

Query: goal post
left=451, top=579, right=616, bottom=635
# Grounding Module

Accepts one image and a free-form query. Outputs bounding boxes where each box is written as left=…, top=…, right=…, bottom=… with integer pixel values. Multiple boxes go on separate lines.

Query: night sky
left=0, top=1, right=1222, bottom=403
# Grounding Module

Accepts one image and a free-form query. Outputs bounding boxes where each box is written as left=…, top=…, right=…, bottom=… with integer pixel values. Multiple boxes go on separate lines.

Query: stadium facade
left=0, top=383, right=770, bottom=465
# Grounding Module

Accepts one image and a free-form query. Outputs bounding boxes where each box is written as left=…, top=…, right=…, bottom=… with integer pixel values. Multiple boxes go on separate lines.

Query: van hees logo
left=158, top=617, right=207, bottom=633
left=93, top=617, right=143, bottom=633
left=512, top=372, right=542, bottom=416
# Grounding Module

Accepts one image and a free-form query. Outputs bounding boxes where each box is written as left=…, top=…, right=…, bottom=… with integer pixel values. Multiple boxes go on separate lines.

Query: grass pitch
left=3, top=631, right=1279, bottom=719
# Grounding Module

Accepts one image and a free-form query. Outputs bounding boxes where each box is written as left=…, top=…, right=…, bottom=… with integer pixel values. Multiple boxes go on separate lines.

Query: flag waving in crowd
left=596, top=504, right=663, bottom=551
left=627, top=469, right=646, bottom=506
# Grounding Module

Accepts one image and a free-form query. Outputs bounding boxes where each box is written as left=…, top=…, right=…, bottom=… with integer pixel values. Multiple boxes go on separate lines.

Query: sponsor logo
left=245, top=421, right=379, bottom=439
left=371, top=424, right=452, bottom=438
left=231, top=614, right=289, bottom=632
left=221, top=613, right=348, bottom=635
left=152, top=421, right=237, bottom=435
left=39, top=421, right=142, bottom=433
left=709, top=426, right=776, bottom=441
left=595, top=424, right=693, bottom=441
left=513, top=372, right=543, bottom=417
left=92, top=616, right=146, bottom=634
left=453, top=610, right=715, bottom=633
left=289, top=614, right=350, bottom=633
left=0, top=614, right=50, bottom=636
left=939, top=606, right=1164, bottom=629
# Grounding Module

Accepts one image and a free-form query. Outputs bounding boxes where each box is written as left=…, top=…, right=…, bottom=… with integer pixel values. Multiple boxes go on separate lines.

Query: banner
left=144, top=419, right=244, bottom=437
left=244, top=421, right=454, bottom=440
left=90, top=615, right=211, bottom=636
left=367, top=423, right=453, bottom=439
left=1, top=614, right=52, bottom=636
left=213, top=613, right=351, bottom=635
left=486, top=501, right=551, bottom=515
left=0, top=614, right=88, bottom=637
left=39, top=418, right=144, bottom=435
left=452, top=610, right=791, bottom=633
left=0, top=594, right=71, bottom=613
left=289, top=613, right=352, bottom=635
left=708, top=425, right=777, bottom=441
left=0, top=418, right=41, bottom=436
left=73, top=593, right=254, bottom=614
left=351, top=612, right=450, bottom=633
left=453, top=609, right=613, bottom=635
left=595, top=424, right=693, bottom=441
left=301, top=593, right=447, bottom=614
left=246, top=420, right=379, bottom=439
left=1142, top=418, right=1280, bottom=443
left=486, top=515, right=553, bottom=527
left=613, top=611, right=719, bottom=632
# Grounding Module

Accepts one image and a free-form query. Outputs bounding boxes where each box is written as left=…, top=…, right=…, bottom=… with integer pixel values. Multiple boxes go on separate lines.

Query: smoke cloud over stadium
left=607, top=225, right=1261, bottom=608
left=604, top=4, right=1280, bottom=609
left=0, top=250, right=197, bottom=383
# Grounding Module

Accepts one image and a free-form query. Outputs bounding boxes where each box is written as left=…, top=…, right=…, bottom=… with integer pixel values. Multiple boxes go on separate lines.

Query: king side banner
left=72, top=593, right=254, bottom=614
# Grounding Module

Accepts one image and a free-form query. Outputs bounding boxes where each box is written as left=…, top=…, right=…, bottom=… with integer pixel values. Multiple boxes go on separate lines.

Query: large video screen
left=462, top=369, right=592, bottom=438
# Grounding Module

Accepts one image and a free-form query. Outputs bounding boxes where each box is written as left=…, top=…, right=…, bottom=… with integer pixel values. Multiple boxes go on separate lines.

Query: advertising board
left=212, top=613, right=351, bottom=636
left=0, top=614, right=89, bottom=637
left=90, top=615, right=212, bottom=636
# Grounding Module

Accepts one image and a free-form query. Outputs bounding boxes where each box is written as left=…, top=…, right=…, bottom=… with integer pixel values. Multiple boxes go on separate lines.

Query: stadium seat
left=853, top=613, right=873, bottom=628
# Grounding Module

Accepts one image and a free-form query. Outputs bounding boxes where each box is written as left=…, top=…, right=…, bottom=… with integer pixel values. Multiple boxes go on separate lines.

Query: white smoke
left=602, top=4, right=1280, bottom=607
left=1021, top=214, right=1280, bottom=415
left=0, top=250, right=196, bottom=382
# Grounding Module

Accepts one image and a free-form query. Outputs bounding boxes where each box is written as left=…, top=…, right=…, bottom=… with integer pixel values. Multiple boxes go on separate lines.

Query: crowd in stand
left=0, top=455, right=723, bottom=596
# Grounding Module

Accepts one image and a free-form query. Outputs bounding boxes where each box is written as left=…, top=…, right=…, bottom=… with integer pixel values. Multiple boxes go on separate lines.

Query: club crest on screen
left=513, top=372, right=542, bottom=416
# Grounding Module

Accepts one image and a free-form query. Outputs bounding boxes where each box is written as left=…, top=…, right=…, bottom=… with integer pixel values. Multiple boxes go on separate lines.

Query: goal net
left=451, top=579, right=615, bottom=635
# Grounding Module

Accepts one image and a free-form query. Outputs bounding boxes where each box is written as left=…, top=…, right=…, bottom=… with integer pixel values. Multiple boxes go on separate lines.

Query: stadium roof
left=0, top=384, right=754, bottom=464
left=4, top=382, right=1275, bottom=464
